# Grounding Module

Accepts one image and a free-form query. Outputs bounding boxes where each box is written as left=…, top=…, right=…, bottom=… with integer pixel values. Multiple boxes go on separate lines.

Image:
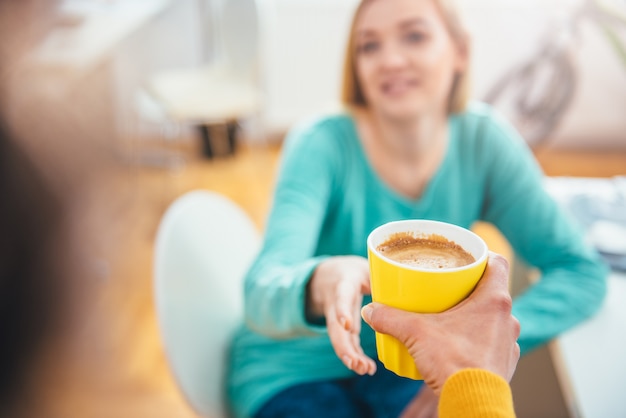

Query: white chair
left=146, top=0, right=262, bottom=158
left=154, top=190, right=260, bottom=417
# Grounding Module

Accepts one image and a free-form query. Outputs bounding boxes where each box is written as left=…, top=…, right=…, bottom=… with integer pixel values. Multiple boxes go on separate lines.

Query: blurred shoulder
left=286, top=111, right=354, bottom=141
left=455, top=101, right=509, bottom=129
left=453, top=101, right=528, bottom=150
left=283, top=111, right=356, bottom=154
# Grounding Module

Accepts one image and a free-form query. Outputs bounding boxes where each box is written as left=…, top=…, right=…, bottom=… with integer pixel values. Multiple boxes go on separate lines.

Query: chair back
left=154, top=190, right=259, bottom=417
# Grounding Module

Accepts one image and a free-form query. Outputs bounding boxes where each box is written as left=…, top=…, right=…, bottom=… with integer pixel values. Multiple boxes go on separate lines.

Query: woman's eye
left=404, top=31, right=425, bottom=44
left=358, top=41, right=379, bottom=54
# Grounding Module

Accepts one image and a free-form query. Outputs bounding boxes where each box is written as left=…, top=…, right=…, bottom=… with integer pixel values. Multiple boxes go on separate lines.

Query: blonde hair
left=341, top=0, right=470, bottom=114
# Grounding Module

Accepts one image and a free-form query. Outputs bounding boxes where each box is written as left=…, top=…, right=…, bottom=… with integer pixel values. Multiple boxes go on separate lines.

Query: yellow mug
left=367, top=220, right=488, bottom=380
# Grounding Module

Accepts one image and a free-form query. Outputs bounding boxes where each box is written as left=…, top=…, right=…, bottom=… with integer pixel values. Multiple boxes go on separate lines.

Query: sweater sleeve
left=439, top=369, right=516, bottom=418
left=479, top=112, right=608, bottom=354
left=243, top=120, right=341, bottom=338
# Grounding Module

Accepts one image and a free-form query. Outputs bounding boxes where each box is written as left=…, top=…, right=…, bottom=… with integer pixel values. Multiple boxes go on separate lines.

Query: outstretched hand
left=307, top=256, right=377, bottom=376
left=361, top=252, right=520, bottom=395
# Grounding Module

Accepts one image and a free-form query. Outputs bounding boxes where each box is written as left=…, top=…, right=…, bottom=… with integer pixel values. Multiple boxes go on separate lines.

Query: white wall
left=259, top=0, right=360, bottom=132
left=259, top=0, right=626, bottom=148
left=461, top=0, right=626, bottom=148
left=104, top=0, right=625, bottom=148
left=112, top=0, right=205, bottom=138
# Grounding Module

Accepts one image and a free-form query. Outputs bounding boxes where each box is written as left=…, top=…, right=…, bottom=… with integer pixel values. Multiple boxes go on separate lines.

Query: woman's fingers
left=330, top=327, right=372, bottom=374
left=311, top=256, right=375, bottom=375
left=336, top=278, right=377, bottom=375
left=333, top=263, right=370, bottom=331
left=326, top=305, right=359, bottom=366
left=334, top=279, right=360, bottom=330
left=349, top=330, right=376, bottom=375
left=327, top=302, right=375, bottom=375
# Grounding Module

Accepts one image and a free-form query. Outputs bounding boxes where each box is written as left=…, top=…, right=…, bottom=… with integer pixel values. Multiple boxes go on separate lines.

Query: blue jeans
left=254, top=360, right=424, bottom=418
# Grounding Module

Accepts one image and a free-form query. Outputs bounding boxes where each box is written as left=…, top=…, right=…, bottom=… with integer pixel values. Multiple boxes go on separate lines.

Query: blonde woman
left=228, top=0, right=607, bottom=417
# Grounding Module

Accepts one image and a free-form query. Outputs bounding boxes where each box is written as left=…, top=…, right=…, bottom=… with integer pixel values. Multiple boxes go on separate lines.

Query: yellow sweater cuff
left=439, top=369, right=515, bottom=418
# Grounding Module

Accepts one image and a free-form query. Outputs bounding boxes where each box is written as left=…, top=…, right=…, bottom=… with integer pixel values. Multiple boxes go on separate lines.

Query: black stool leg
left=198, top=125, right=213, bottom=159
left=226, top=122, right=237, bottom=155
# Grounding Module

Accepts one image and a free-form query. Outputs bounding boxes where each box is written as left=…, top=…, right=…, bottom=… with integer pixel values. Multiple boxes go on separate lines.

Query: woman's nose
left=379, top=43, right=408, bottom=69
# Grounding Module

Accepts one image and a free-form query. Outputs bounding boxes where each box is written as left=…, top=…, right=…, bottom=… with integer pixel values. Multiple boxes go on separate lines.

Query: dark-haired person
left=0, top=122, right=69, bottom=417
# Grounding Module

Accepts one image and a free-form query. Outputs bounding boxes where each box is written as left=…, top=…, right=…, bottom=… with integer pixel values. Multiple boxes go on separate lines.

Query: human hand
left=307, top=256, right=377, bottom=376
left=361, top=252, right=520, bottom=394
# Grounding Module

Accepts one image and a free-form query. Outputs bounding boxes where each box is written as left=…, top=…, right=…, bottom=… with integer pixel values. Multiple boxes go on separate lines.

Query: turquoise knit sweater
left=227, top=102, right=607, bottom=418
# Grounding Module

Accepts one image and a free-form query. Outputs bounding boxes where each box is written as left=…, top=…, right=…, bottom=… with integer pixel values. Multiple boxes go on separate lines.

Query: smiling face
left=352, top=0, right=467, bottom=121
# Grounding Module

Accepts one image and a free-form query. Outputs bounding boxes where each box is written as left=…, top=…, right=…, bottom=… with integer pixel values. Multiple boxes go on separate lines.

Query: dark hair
left=0, top=121, right=67, bottom=410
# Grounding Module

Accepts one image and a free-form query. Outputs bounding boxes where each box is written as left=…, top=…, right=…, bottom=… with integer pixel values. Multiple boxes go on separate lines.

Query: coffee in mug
left=376, top=232, right=475, bottom=269
left=367, top=220, right=488, bottom=379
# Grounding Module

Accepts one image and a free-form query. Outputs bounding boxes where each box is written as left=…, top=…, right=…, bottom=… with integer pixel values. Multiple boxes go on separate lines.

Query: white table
left=544, top=177, right=626, bottom=418
left=553, top=272, right=626, bottom=418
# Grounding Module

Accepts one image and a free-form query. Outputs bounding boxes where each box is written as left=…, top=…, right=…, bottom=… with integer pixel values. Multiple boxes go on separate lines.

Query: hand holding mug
left=367, top=220, right=490, bottom=379
left=362, top=253, right=520, bottom=394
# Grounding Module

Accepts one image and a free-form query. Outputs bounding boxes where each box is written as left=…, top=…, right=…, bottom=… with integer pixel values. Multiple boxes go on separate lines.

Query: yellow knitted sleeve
left=439, top=369, right=516, bottom=418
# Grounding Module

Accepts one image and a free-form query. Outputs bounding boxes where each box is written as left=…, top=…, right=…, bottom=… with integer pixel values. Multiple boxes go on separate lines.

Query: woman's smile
left=380, top=76, right=419, bottom=97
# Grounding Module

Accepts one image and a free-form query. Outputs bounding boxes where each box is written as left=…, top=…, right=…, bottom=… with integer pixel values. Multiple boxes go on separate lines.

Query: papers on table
left=545, top=176, right=626, bottom=272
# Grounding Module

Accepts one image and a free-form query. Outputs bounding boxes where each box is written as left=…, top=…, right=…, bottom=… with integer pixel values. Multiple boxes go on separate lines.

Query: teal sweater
left=227, top=103, right=607, bottom=418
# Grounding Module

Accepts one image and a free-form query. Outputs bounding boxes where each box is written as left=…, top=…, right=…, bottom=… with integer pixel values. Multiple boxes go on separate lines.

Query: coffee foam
left=376, top=232, right=475, bottom=269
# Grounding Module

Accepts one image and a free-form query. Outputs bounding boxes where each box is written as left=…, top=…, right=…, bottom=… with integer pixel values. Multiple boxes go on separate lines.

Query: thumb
left=470, top=252, right=510, bottom=299
left=361, top=303, right=424, bottom=344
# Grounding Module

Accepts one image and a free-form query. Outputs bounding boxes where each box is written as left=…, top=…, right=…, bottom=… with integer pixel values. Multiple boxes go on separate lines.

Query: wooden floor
left=32, top=136, right=626, bottom=418
left=32, top=139, right=282, bottom=418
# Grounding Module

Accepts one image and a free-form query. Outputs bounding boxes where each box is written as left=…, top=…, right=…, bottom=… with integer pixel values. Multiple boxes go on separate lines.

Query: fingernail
left=361, top=304, right=372, bottom=322
left=368, top=361, right=377, bottom=376
left=339, top=316, right=347, bottom=329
